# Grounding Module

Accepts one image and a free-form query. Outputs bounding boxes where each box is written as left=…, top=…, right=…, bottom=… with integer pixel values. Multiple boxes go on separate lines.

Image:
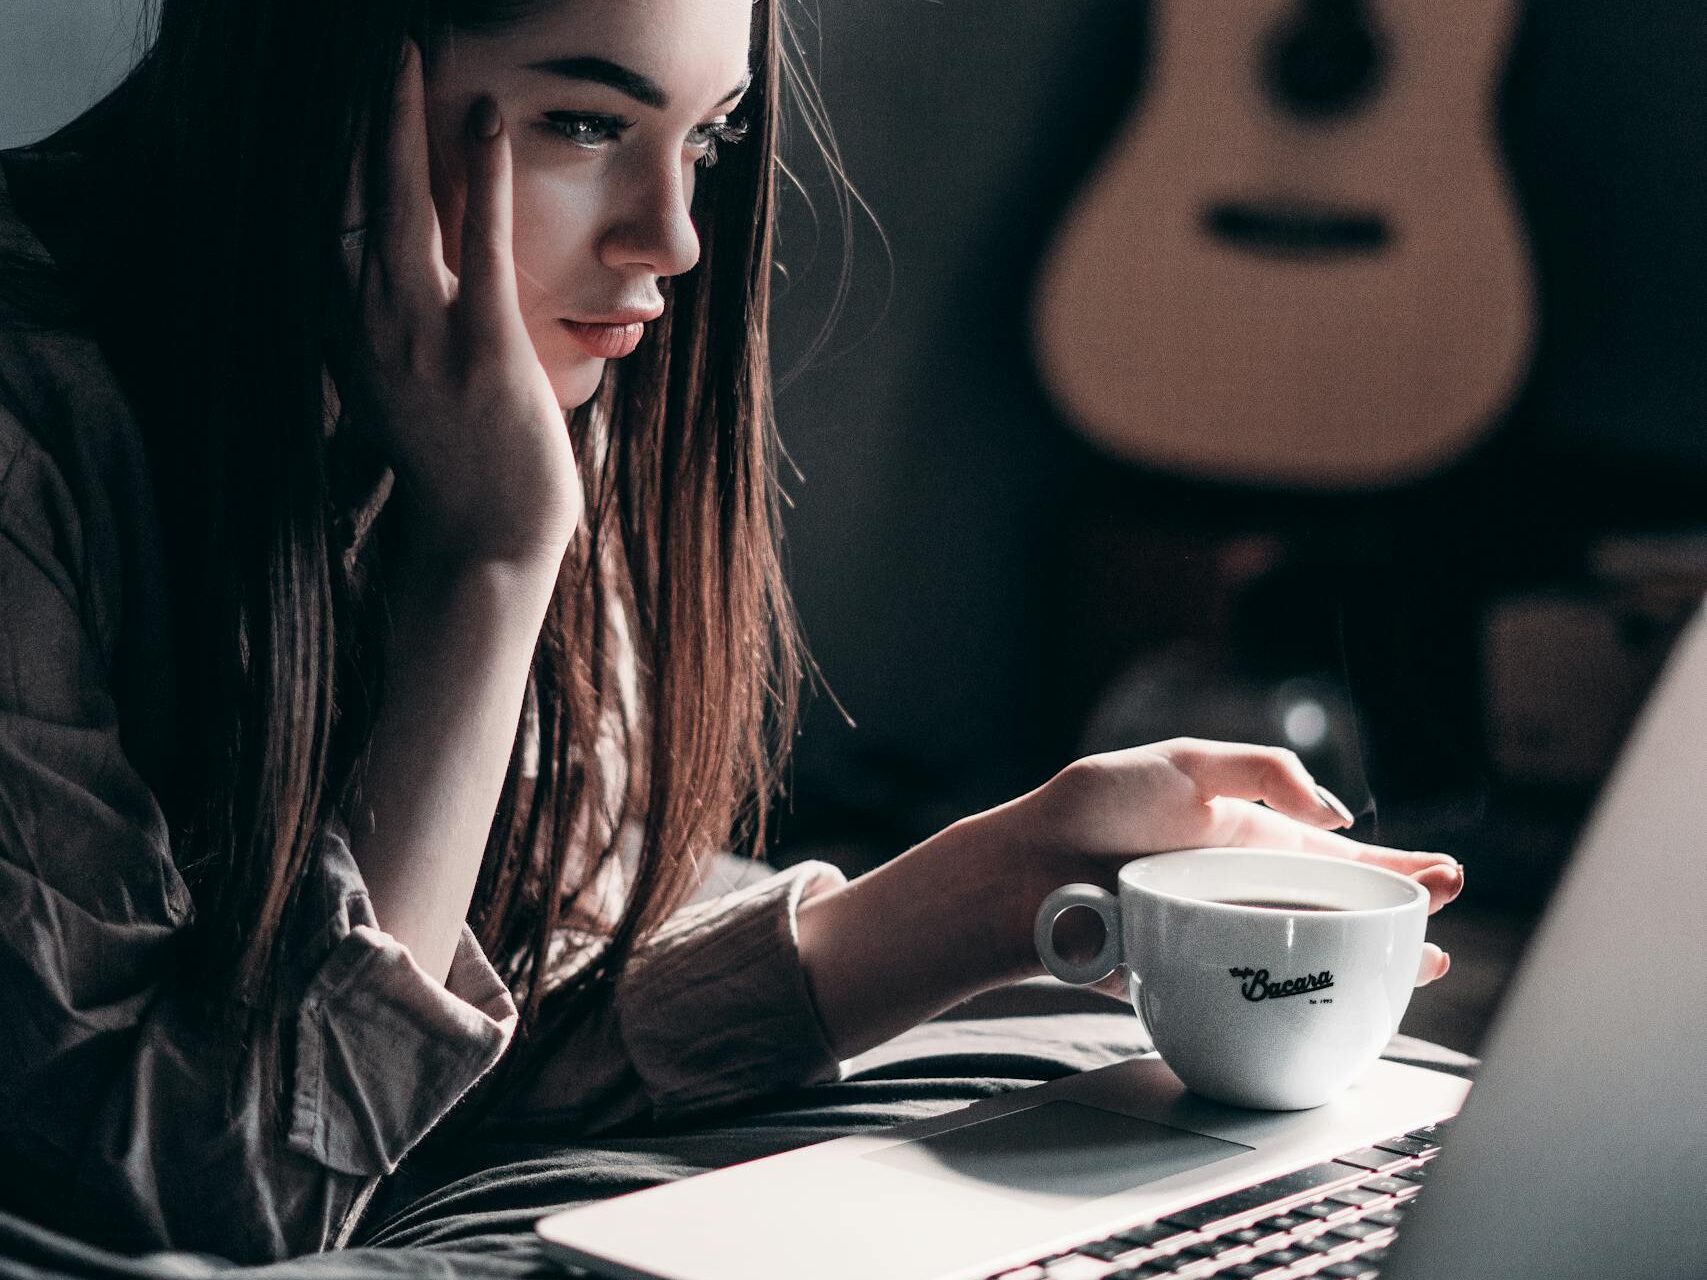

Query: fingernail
left=1315, top=784, right=1355, bottom=827
left=469, top=97, right=502, bottom=140
left=1429, top=854, right=1465, bottom=889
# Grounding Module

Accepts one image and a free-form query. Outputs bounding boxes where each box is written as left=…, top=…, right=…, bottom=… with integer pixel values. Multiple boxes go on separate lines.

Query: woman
left=0, top=0, right=1460, bottom=1263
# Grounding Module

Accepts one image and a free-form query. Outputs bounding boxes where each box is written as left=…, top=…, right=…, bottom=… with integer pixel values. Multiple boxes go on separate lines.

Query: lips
left=559, top=319, right=648, bottom=360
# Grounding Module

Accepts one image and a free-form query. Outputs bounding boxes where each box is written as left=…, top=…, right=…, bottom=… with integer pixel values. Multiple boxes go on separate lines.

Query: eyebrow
left=523, top=56, right=752, bottom=112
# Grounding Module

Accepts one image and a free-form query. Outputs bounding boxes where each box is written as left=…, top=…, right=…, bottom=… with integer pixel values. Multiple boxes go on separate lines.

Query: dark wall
left=1511, top=5, right=1707, bottom=473
left=766, top=0, right=1707, bottom=869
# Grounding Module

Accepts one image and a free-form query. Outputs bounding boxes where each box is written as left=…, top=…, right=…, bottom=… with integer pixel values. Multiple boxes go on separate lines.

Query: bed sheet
left=1, top=1001, right=1474, bottom=1280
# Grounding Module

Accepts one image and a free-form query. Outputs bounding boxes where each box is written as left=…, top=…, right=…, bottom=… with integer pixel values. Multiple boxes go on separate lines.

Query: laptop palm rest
left=863, top=1101, right=1252, bottom=1209
left=537, top=1055, right=1467, bottom=1280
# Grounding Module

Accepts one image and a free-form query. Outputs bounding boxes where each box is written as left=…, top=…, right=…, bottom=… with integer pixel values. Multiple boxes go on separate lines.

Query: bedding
left=0, top=996, right=1474, bottom=1280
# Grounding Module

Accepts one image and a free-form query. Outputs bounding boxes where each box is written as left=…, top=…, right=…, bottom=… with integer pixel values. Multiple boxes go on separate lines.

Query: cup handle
left=1034, top=884, right=1124, bottom=985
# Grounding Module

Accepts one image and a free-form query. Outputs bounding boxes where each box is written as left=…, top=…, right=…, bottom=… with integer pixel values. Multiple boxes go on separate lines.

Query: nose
left=599, top=157, right=702, bottom=279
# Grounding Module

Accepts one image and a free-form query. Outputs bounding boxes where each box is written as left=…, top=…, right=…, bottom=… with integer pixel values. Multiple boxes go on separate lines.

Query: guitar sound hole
left=1264, top=0, right=1390, bottom=120
left=1201, top=201, right=1391, bottom=259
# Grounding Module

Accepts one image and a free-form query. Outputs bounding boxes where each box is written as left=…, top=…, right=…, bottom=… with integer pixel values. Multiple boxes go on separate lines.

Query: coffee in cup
left=1034, top=848, right=1428, bottom=1110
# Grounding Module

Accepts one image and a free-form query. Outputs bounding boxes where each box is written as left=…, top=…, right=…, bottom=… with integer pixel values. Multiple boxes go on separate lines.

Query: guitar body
left=1032, top=0, right=1535, bottom=488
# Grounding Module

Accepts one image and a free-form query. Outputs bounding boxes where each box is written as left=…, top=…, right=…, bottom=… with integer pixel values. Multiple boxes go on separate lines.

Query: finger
left=1160, top=738, right=1353, bottom=830
left=1090, top=971, right=1130, bottom=1002
left=1415, top=943, right=1451, bottom=987
left=341, top=121, right=368, bottom=236
left=454, top=96, right=522, bottom=324
left=1411, top=861, right=1466, bottom=912
left=376, top=41, right=447, bottom=305
left=1200, top=797, right=1464, bottom=912
left=1206, top=797, right=1461, bottom=874
left=340, top=126, right=370, bottom=293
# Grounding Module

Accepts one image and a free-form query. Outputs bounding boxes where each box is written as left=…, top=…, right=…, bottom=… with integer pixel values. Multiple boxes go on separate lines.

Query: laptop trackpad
left=864, top=1101, right=1252, bottom=1209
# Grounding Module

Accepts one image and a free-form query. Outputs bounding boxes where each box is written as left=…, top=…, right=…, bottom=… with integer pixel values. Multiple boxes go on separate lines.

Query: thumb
left=455, top=96, right=521, bottom=324
left=1415, top=943, right=1451, bottom=987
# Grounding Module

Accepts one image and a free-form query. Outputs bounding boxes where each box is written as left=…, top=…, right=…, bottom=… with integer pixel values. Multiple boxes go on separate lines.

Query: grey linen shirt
left=0, top=149, right=846, bottom=1262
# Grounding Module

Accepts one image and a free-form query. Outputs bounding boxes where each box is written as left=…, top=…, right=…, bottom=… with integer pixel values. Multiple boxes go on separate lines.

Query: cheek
left=509, top=175, right=612, bottom=409
left=509, top=169, right=602, bottom=318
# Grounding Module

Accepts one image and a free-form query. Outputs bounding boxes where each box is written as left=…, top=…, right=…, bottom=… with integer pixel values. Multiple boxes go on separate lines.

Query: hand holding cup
left=983, top=738, right=1462, bottom=1108
left=1037, top=848, right=1433, bottom=1109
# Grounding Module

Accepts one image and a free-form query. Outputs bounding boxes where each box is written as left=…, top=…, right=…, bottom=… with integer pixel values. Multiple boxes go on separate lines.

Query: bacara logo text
left=1227, top=967, right=1334, bottom=1002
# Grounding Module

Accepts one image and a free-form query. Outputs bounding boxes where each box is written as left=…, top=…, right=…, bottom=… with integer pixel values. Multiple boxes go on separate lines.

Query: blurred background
left=759, top=0, right=1707, bottom=1054
left=6, top=0, right=1707, bottom=1055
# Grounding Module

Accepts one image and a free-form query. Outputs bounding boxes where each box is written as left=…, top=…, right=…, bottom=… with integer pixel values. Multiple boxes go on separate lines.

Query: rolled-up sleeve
left=495, top=859, right=847, bottom=1133
left=286, top=832, right=518, bottom=1177
left=615, top=861, right=847, bottom=1119
left=0, top=418, right=516, bottom=1260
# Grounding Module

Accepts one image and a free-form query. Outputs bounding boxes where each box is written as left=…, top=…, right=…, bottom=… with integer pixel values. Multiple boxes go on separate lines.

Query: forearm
left=347, top=532, right=562, bottom=984
left=795, top=806, right=1047, bottom=1060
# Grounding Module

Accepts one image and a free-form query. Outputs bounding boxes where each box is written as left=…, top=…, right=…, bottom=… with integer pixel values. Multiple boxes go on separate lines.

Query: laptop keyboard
left=984, top=1121, right=1450, bottom=1280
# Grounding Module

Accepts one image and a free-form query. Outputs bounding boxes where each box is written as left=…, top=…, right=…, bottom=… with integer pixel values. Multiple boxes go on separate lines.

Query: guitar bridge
left=1201, top=201, right=1391, bottom=259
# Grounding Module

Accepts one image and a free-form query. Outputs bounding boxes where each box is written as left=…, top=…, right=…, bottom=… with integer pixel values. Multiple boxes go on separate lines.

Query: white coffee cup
left=1034, top=848, right=1429, bottom=1110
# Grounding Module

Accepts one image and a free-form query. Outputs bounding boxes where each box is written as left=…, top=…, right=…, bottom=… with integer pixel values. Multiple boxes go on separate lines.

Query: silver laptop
left=538, top=602, right=1707, bottom=1280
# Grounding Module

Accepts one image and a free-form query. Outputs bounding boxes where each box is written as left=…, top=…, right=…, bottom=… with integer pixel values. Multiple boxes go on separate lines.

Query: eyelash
left=541, top=112, right=751, bottom=168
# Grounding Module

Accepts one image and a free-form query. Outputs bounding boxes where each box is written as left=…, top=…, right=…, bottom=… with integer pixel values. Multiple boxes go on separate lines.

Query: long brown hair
left=0, top=0, right=841, bottom=1068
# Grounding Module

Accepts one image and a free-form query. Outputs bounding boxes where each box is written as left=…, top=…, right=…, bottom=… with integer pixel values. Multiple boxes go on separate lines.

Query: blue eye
left=686, top=117, right=750, bottom=168
left=543, top=112, right=630, bottom=148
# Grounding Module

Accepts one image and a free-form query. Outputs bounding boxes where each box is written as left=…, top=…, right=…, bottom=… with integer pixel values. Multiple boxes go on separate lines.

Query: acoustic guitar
left=1031, top=0, right=1536, bottom=488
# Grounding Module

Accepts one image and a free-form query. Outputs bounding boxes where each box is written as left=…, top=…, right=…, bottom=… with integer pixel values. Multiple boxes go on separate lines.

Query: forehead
left=469, top=0, right=755, bottom=95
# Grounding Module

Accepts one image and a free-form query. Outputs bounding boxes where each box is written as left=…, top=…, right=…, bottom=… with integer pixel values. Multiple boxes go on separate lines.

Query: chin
left=551, top=360, right=606, bottom=412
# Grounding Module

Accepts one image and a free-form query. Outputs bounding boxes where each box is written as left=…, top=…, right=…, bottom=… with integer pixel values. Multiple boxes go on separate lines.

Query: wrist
left=384, top=511, right=568, bottom=613
left=370, top=517, right=566, bottom=677
left=795, top=810, right=1049, bottom=1058
left=955, top=801, right=1056, bottom=986
left=955, top=781, right=1112, bottom=989
left=387, top=477, right=575, bottom=582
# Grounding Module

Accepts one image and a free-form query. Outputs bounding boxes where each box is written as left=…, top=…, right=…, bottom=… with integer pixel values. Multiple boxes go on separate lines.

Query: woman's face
left=424, top=0, right=755, bottom=409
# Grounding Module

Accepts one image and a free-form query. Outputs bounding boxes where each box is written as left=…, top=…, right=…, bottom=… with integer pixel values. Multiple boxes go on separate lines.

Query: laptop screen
left=1382, top=599, right=1707, bottom=1279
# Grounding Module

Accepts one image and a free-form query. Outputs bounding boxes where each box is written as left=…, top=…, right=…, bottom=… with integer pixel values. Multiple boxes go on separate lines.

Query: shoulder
left=0, top=143, right=133, bottom=435
left=0, top=144, right=87, bottom=334
left=0, top=150, right=156, bottom=513
left=0, top=157, right=158, bottom=660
